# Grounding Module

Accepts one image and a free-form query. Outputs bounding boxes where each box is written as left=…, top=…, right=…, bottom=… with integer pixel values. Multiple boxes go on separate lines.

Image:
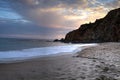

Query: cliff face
left=64, top=8, right=120, bottom=43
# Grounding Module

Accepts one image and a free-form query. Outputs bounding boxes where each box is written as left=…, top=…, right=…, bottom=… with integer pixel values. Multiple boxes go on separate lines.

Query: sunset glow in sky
left=0, top=0, right=120, bottom=39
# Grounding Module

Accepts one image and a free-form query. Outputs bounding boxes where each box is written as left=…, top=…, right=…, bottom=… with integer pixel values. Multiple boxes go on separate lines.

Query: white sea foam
left=0, top=44, right=97, bottom=63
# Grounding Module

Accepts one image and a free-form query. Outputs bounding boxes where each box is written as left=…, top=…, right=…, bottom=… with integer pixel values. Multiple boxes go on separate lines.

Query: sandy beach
left=0, top=42, right=120, bottom=80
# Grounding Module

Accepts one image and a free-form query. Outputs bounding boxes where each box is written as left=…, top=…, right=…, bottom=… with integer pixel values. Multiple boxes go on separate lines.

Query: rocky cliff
left=64, top=8, right=120, bottom=43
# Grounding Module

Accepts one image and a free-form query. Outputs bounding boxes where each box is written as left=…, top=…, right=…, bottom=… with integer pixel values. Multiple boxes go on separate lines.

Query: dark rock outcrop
left=64, top=8, right=120, bottom=43
left=54, top=38, right=65, bottom=42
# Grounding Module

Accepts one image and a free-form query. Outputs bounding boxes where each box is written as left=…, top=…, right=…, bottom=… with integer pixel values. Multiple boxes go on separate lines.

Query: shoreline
left=0, top=43, right=97, bottom=64
left=0, top=42, right=119, bottom=80
left=0, top=52, right=73, bottom=64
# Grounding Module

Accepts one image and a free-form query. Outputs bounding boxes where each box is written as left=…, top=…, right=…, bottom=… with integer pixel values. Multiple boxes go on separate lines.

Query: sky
left=0, top=0, right=119, bottom=39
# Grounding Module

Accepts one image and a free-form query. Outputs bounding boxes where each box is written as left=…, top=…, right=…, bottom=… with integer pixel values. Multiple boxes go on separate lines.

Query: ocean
left=0, top=38, right=97, bottom=63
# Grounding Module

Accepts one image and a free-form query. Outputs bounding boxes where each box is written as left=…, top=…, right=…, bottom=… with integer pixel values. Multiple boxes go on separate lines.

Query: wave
left=0, top=44, right=97, bottom=63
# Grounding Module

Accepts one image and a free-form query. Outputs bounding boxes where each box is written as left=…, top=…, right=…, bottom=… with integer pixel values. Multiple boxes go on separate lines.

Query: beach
left=0, top=42, right=120, bottom=80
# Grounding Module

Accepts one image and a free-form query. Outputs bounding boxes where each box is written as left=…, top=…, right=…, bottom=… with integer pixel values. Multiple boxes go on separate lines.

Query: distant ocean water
left=0, top=38, right=97, bottom=63
left=0, top=38, right=67, bottom=51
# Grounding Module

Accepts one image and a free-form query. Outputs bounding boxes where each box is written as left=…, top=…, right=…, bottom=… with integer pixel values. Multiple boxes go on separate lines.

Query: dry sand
left=0, top=42, right=120, bottom=80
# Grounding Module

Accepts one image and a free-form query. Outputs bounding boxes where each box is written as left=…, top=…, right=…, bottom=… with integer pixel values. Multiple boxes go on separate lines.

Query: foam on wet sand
left=0, top=43, right=97, bottom=63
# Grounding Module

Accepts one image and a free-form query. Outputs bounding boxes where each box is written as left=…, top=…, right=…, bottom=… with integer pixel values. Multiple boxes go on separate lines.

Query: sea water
left=0, top=38, right=97, bottom=63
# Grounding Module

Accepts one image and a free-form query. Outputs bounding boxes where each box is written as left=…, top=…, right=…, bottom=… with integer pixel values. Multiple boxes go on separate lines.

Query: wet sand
left=0, top=42, right=120, bottom=80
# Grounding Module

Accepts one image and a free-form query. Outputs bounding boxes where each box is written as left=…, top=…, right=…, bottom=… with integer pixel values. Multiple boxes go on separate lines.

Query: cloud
left=105, top=0, right=120, bottom=9
left=0, top=0, right=119, bottom=39
left=0, top=18, right=69, bottom=39
left=9, top=0, right=119, bottom=25
left=10, top=0, right=88, bottom=8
